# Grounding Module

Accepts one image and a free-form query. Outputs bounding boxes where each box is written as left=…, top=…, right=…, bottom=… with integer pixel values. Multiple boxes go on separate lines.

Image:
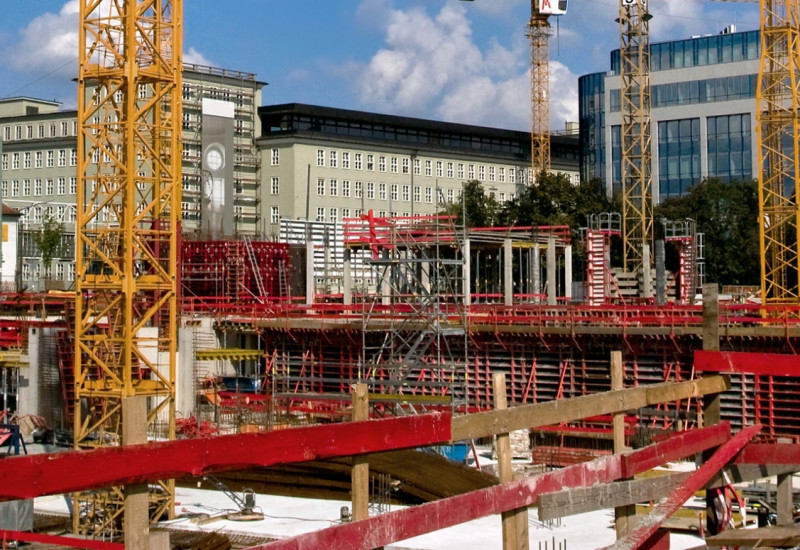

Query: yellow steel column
left=75, top=0, right=181, bottom=538
left=757, top=0, right=800, bottom=304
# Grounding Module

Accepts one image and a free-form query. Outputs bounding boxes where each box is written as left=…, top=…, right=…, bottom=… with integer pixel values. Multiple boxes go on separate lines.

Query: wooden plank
left=451, top=375, right=730, bottom=441
left=612, top=350, right=634, bottom=539
left=0, top=412, right=452, bottom=501
left=706, top=525, right=800, bottom=547
left=248, top=424, right=731, bottom=550
left=351, top=384, right=369, bottom=522
left=602, top=424, right=761, bottom=550
left=493, top=373, right=528, bottom=550
left=122, top=396, right=149, bottom=550
left=538, top=472, right=692, bottom=521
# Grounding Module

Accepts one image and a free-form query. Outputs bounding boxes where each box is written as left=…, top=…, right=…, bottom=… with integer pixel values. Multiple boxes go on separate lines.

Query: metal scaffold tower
left=529, top=4, right=552, bottom=176
left=619, top=0, right=653, bottom=279
left=757, top=0, right=800, bottom=304
left=75, top=0, right=181, bottom=538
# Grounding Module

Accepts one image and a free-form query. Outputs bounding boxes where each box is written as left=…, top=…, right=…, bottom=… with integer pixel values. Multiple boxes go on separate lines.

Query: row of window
left=311, top=178, right=515, bottom=204
left=609, top=74, right=757, bottom=112
left=273, top=147, right=526, bottom=183
left=2, top=120, right=77, bottom=142
left=2, top=177, right=78, bottom=198
left=21, top=261, right=75, bottom=282
left=2, top=149, right=77, bottom=171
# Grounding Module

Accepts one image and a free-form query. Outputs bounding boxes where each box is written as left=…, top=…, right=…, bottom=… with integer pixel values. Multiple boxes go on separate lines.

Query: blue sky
left=0, top=0, right=759, bottom=132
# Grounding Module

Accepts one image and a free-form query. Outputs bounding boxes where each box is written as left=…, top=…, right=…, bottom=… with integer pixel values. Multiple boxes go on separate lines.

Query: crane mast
left=529, top=4, right=552, bottom=177
left=619, top=0, right=653, bottom=280
left=75, top=0, right=181, bottom=538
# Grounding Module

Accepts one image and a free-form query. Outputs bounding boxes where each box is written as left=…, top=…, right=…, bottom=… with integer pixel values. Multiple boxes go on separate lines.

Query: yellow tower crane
left=75, top=0, right=182, bottom=539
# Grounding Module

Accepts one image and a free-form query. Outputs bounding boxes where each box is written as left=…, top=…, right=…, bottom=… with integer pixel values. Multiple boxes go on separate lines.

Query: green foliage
left=32, top=213, right=65, bottom=279
left=446, top=180, right=501, bottom=228
left=654, top=178, right=759, bottom=286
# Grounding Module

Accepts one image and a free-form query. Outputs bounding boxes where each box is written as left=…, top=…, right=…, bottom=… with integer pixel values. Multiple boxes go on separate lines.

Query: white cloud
left=184, top=47, right=212, bottom=67
left=355, top=1, right=575, bottom=131
left=3, top=1, right=79, bottom=79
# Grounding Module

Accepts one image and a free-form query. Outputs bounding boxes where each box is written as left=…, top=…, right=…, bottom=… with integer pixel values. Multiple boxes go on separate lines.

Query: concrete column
left=343, top=248, right=352, bottom=306
left=532, top=246, right=541, bottom=303
left=305, top=239, right=315, bottom=306
left=503, top=239, right=513, bottom=306
left=546, top=236, right=557, bottom=306
left=564, top=245, right=573, bottom=301
left=655, top=240, right=666, bottom=306
left=17, top=326, right=40, bottom=418
left=463, top=238, right=471, bottom=307
left=642, top=244, right=653, bottom=299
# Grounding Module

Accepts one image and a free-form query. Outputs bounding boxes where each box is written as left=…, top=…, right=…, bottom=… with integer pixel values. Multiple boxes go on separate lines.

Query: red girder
left=0, top=530, right=123, bottom=550
left=249, top=423, right=732, bottom=550
left=605, top=424, right=761, bottom=550
left=695, top=350, right=800, bottom=377
left=0, top=413, right=451, bottom=501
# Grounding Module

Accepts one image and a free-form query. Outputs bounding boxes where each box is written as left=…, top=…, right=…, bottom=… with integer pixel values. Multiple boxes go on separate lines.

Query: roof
left=2, top=204, right=21, bottom=217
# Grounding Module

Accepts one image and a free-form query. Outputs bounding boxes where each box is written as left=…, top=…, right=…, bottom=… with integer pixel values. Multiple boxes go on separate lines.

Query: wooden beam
left=735, top=443, right=800, bottom=465
left=706, top=525, right=800, bottom=547
left=351, top=384, right=370, bottom=522
left=451, top=375, right=730, bottom=441
left=602, top=424, right=761, bottom=550
left=246, top=424, right=731, bottom=550
left=612, top=351, right=634, bottom=539
left=0, top=412, right=452, bottom=501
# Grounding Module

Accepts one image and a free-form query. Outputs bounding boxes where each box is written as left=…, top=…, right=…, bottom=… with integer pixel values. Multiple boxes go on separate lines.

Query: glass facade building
left=579, top=29, right=759, bottom=201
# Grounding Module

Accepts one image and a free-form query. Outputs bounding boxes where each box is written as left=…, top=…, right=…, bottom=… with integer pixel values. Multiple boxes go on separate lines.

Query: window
left=38, top=125, right=45, bottom=139
left=56, top=263, right=65, bottom=281
left=316, top=207, right=325, bottom=222
left=402, top=185, right=410, bottom=202
left=34, top=178, right=42, bottom=196
left=72, top=121, right=78, bottom=135
left=70, top=177, right=77, bottom=194
left=271, top=148, right=279, bottom=166
left=707, top=114, right=752, bottom=188
left=329, top=207, right=338, bottom=222
left=447, top=188, right=454, bottom=202
left=425, top=187, right=432, bottom=203
left=402, top=158, right=410, bottom=175
left=378, top=156, right=386, bottom=172
left=57, top=177, right=67, bottom=195
left=12, top=153, right=19, bottom=170
left=468, top=164, right=475, bottom=179
left=11, top=180, right=19, bottom=197
left=329, top=150, right=337, bottom=168
left=22, top=264, right=29, bottom=282
left=379, top=183, right=387, bottom=200
left=447, top=162, right=454, bottom=178
left=413, top=186, right=421, bottom=202
left=23, top=179, right=31, bottom=196
left=342, top=208, right=351, bottom=219
left=1, top=155, right=7, bottom=171
left=61, top=122, right=68, bottom=136
left=342, top=180, right=350, bottom=197
left=499, top=167, right=505, bottom=182
left=49, top=124, right=56, bottom=138
left=1, top=181, right=6, bottom=197
left=34, top=151, right=42, bottom=168
left=436, top=161, right=443, bottom=177
left=14, top=126, right=21, bottom=140
left=329, top=179, right=338, bottom=196
left=271, top=177, right=279, bottom=195
left=509, top=169, right=516, bottom=184
left=354, top=181, right=363, bottom=199
left=46, top=151, right=54, bottom=167
left=270, top=206, right=280, bottom=224
left=23, top=152, right=31, bottom=169
left=137, top=84, right=148, bottom=99
left=68, top=263, right=75, bottom=282
left=457, top=163, right=465, bottom=179
left=390, top=184, right=398, bottom=201
left=2, top=127, right=9, bottom=141
left=390, top=157, right=398, bottom=173
left=413, top=158, right=421, bottom=175
left=317, top=178, right=325, bottom=195
left=425, top=160, right=432, bottom=177
left=366, top=182, right=375, bottom=199
left=26, top=125, right=33, bottom=139
left=354, top=153, right=363, bottom=170
left=70, top=149, right=77, bottom=166
left=58, top=149, right=66, bottom=167
left=479, top=165, right=486, bottom=180
left=366, top=154, right=374, bottom=171
left=317, top=149, right=325, bottom=167
left=46, top=179, right=54, bottom=195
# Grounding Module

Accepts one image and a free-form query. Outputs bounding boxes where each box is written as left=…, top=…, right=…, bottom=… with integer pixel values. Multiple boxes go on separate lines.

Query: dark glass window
left=707, top=113, right=752, bottom=183
left=658, top=118, right=701, bottom=198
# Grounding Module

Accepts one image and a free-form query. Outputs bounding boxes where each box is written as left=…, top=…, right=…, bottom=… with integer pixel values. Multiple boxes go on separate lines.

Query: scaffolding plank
left=451, top=375, right=730, bottom=441
left=195, top=348, right=263, bottom=361
left=0, top=413, right=452, bottom=501
left=249, top=424, right=730, bottom=550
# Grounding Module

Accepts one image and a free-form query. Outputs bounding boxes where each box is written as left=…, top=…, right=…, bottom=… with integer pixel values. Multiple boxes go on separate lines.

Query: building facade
left=579, top=28, right=759, bottom=201
left=257, top=103, right=580, bottom=236
left=0, top=64, right=265, bottom=290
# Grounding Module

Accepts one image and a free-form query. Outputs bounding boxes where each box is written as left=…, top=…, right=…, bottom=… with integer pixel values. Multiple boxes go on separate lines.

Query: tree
left=32, top=212, right=65, bottom=289
left=654, top=178, right=759, bottom=286
left=446, top=180, right=500, bottom=228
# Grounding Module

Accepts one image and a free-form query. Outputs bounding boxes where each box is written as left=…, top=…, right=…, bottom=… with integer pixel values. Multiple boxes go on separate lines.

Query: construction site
left=3, top=0, right=800, bottom=549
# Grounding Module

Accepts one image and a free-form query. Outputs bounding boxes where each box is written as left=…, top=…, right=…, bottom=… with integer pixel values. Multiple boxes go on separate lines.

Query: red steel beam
left=603, top=424, right=761, bottom=550
left=0, top=413, right=451, bottom=501
left=248, top=423, right=731, bottom=550
left=694, top=350, right=800, bottom=376
left=0, top=530, right=123, bottom=550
